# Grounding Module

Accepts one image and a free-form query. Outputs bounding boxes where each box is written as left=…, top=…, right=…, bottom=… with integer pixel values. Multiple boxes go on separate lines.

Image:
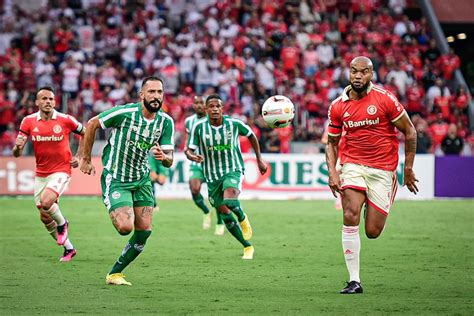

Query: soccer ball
left=261, top=95, right=295, bottom=128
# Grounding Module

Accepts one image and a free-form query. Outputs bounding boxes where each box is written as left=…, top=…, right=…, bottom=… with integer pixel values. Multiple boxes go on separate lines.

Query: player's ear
left=139, top=89, right=144, bottom=100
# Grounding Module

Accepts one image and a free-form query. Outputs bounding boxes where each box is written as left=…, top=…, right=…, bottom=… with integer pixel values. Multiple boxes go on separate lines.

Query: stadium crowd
left=0, top=0, right=472, bottom=155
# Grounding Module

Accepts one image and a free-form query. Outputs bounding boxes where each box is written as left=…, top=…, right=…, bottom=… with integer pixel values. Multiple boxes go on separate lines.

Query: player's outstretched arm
left=79, top=116, right=100, bottom=175
left=325, top=134, right=341, bottom=197
left=12, top=135, right=27, bottom=157
left=393, top=113, right=419, bottom=194
left=248, top=134, right=267, bottom=175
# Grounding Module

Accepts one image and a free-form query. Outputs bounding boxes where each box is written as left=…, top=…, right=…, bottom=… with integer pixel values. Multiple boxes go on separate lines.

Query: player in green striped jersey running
left=80, top=77, right=175, bottom=285
left=185, top=94, right=267, bottom=259
left=185, top=96, right=224, bottom=235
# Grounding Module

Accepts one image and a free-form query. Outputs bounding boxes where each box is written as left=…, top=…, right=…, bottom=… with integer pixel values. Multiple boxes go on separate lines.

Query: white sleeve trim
left=160, top=145, right=174, bottom=150
left=328, top=132, right=342, bottom=137
left=188, top=144, right=198, bottom=150
left=391, top=110, right=406, bottom=123
left=99, top=118, right=106, bottom=129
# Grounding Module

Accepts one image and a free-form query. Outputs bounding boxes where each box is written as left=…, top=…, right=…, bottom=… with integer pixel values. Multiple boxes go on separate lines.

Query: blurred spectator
left=415, top=120, right=432, bottom=153
left=441, top=123, right=464, bottom=155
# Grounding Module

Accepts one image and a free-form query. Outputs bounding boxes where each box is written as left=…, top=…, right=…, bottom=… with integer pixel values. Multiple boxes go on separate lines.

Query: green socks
left=193, top=193, right=210, bottom=214
left=220, top=213, right=251, bottom=247
left=216, top=210, right=224, bottom=224
left=110, top=230, right=152, bottom=274
left=224, top=199, right=245, bottom=222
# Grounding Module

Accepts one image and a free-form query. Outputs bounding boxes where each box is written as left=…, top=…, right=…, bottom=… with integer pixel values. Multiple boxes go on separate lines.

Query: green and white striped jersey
left=98, top=102, right=175, bottom=182
left=187, top=115, right=254, bottom=182
left=185, top=114, right=205, bottom=167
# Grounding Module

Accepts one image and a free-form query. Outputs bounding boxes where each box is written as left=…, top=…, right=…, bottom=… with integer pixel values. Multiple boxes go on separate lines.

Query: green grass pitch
left=0, top=197, right=472, bottom=315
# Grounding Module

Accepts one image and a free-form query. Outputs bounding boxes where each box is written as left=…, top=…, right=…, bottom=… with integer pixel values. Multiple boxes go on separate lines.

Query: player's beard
left=144, top=98, right=162, bottom=113
left=351, top=81, right=370, bottom=94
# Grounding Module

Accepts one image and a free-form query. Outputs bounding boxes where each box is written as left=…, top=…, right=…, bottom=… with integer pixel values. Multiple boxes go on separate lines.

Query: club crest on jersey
left=367, top=105, right=377, bottom=115
left=153, top=130, right=161, bottom=138
left=53, top=125, right=62, bottom=133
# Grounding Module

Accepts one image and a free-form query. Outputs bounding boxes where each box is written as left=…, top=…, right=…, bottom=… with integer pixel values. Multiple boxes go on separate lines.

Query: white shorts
left=34, top=172, right=71, bottom=207
left=340, top=163, right=397, bottom=215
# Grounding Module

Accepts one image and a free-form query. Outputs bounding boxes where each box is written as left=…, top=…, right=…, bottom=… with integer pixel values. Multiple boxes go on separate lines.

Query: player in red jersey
left=326, top=57, right=419, bottom=294
left=13, top=87, right=85, bottom=262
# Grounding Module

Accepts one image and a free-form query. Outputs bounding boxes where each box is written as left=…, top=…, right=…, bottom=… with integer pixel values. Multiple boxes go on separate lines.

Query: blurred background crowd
left=0, top=0, right=472, bottom=156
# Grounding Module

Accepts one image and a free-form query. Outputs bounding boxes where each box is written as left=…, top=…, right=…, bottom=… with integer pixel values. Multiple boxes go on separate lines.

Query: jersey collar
left=341, top=82, right=373, bottom=102
left=36, top=110, right=58, bottom=121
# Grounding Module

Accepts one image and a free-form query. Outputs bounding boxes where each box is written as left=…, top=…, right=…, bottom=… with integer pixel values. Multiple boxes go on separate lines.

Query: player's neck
left=142, top=108, right=157, bottom=120
left=209, top=117, right=223, bottom=126
left=40, top=111, right=53, bottom=121
left=349, top=89, right=368, bottom=101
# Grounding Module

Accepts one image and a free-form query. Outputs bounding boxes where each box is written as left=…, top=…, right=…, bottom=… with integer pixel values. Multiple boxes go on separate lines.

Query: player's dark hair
left=205, top=94, right=223, bottom=106
left=36, top=86, right=55, bottom=97
left=141, top=76, right=164, bottom=89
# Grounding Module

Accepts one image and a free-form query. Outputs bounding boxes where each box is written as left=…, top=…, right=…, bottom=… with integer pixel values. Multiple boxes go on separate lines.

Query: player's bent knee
left=365, top=227, right=382, bottom=239
left=114, top=223, right=134, bottom=235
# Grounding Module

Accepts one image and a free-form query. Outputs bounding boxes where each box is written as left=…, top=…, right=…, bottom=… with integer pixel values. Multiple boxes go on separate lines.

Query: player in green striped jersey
left=80, top=77, right=174, bottom=285
left=185, top=96, right=224, bottom=235
left=185, top=94, right=267, bottom=259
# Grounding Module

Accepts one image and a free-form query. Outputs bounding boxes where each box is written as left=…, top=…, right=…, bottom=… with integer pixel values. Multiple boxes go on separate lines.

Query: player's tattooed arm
left=161, top=149, right=174, bottom=168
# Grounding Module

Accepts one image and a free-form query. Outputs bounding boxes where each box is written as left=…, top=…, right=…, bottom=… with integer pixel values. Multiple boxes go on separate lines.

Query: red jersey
left=327, top=84, right=405, bottom=171
left=18, top=110, right=83, bottom=177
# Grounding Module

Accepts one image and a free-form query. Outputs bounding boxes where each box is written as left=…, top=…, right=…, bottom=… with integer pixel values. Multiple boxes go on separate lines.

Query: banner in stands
left=0, top=154, right=435, bottom=199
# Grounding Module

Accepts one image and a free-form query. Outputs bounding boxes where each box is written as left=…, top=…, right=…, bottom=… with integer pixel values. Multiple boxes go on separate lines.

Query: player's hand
left=70, top=156, right=79, bottom=168
left=15, top=135, right=27, bottom=148
left=404, top=167, right=419, bottom=195
left=257, top=159, right=268, bottom=175
left=151, top=144, right=165, bottom=161
left=328, top=171, right=342, bottom=198
left=189, top=153, right=204, bottom=163
left=80, top=157, right=96, bottom=176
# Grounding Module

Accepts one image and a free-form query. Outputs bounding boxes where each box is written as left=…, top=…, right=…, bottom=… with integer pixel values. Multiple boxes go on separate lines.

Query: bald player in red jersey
left=326, top=57, right=419, bottom=294
left=13, top=87, right=85, bottom=262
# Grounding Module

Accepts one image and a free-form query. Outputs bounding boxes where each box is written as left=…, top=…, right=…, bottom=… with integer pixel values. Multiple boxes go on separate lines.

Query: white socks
left=44, top=220, right=74, bottom=250
left=342, top=225, right=361, bottom=283
left=46, top=203, right=66, bottom=226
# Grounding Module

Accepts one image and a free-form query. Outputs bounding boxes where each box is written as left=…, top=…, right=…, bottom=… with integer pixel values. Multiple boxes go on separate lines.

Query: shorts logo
left=230, top=179, right=238, bottom=184
left=111, top=191, right=121, bottom=199
left=367, top=105, right=377, bottom=115
left=53, top=125, right=62, bottom=133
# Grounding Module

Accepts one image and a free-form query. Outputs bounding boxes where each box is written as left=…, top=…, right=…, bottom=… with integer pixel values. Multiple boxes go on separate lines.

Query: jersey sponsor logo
left=367, top=105, right=377, bottom=115
left=126, top=139, right=154, bottom=150
left=208, top=144, right=233, bottom=151
left=344, top=117, right=380, bottom=128
left=111, top=191, right=121, bottom=199
left=31, top=134, right=64, bottom=142
left=53, top=125, right=62, bottom=133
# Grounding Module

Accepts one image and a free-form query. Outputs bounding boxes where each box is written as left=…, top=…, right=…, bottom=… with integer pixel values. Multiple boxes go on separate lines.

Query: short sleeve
left=158, top=116, right=175, bottom=151
left=67, top=115, right=84, bottom=134
left=385, top=92, right=406, bottom=122
left=327, top=102, right=342, bottom=136
left=18, top=118, right=31, bottom=138
left=187, top=121, right=201, bottom=150
left=234, top=120, right=253, bottom=137
left=98, top=106, right=130, bottom=129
